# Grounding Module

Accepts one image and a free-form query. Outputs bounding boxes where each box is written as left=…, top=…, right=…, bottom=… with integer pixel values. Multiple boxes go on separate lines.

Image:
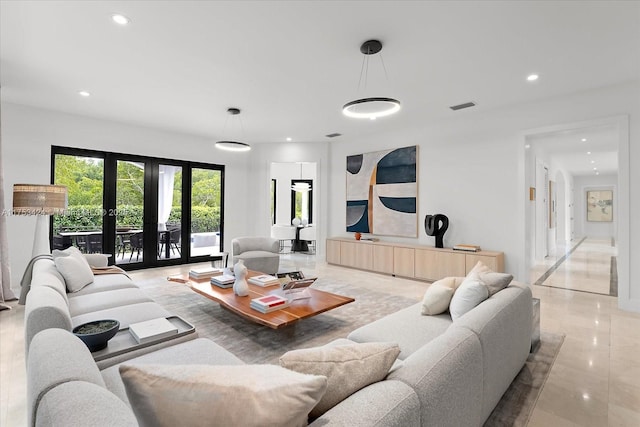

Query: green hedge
left=54, top=205, right=220, bottom=233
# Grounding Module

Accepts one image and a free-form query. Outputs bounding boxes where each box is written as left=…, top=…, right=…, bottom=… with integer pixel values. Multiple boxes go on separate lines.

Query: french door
left=52, top=147, right=224, bottom=269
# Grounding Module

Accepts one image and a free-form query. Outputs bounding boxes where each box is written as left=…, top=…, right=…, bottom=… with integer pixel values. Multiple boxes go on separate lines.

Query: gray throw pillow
left=479, top=271, right=513, bottom=296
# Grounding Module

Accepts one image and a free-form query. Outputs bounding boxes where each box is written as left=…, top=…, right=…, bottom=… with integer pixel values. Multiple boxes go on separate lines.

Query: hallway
left=528, top=238, right=640, bottom=426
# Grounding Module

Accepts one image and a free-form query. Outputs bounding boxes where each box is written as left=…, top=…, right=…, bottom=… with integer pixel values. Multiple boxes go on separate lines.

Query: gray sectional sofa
left=25, top=253, right=532, bottom=427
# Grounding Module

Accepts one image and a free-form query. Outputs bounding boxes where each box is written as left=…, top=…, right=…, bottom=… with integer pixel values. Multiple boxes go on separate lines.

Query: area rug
left=137, top=276, right=563, bottom=424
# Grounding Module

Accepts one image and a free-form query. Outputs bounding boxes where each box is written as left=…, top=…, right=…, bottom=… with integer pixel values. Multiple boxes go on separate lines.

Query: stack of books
left=250, top=295, right=290, bottom=313
left=210, top=274, right=235, bottom=288
left=248, top=274, right=280, bottom=287
left=453, top=244, right=481, bottom=252
left=189, top=267, right=224, bottom=280
left=129, top=317, right=178, bottom=344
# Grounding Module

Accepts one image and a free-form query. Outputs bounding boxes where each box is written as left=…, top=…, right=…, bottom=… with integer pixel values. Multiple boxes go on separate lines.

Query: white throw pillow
left=421, top=278, right=456, bottom=315
left=449, top=273, right=489, bottom=320
left=119, top=364, right=327, bottom=427
left=479, top=271, right=513, bottom=296
left=279, top=341, right=400, bottom=418
left=52, top=247, right=94, bottom=292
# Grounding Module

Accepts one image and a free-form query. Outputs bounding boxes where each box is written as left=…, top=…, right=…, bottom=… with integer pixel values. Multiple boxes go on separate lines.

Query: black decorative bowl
left=72, top=319, right=120, bottom=352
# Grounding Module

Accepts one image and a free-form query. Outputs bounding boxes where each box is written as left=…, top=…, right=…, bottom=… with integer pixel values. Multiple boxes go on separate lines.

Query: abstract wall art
left=346, top=145, right=417, bottom=237
left=587, top=190, right=613, bottom=222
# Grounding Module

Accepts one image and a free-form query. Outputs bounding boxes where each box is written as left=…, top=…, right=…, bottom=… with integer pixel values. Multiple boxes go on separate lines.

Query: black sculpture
left=424, top=214, right=449, bottom=248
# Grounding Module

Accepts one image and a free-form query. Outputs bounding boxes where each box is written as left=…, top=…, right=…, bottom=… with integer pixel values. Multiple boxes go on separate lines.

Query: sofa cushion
left=348, top=303, right=452, bottom=360
left=280, top=341, right=400, bottom=418
left=68, top=273, right=138, bottom=297
left=449, top=273, right=489, bottom=320
left=119, top=364, right=327, bottom=427
left=67, top=288, right=153, bottom=317
left=71, top=302, right=172, bottom=329
left=30, top=258, right=69, bottom=303
left=52, top=247, right=94, bottom=293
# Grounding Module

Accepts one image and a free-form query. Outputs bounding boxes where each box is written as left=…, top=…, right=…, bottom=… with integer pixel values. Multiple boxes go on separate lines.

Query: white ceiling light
left=590, top=160, right=595, bottom=164
left=596, top=172, right=600, bottom=175
left=343, top=40, right=401, bottom=120
left=286, top=137, right=292, bottom=142
left=215, top=108, right=251, bottom=152
left=78, top=91, right=91, bottom=97
left=587, top=151, right=592, bottom=155
left=581, top=138, right=587, bottom=142
left=112, top=14, right=129, bottom=25
left=527, top=74, right=539, bottom=82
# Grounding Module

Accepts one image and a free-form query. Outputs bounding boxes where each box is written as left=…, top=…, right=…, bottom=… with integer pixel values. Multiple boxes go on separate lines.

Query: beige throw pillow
left=279, top=341, right=400, bottom=418
left=119, top=364, right=327, bottom=427
left=479, top=271, right=513, bottom=296
left=52, top=247, right=94, bottom=292
left=421, top=278, right=456, bottom=315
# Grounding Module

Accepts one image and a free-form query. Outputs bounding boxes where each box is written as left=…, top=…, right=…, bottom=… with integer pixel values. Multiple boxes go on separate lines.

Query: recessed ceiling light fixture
left=596, top=172, right=600, bottom=175
left=286, top=137, right=292, bottom=142
left=526, top=74, right=539, bottom=82
left=78, top=91, right=91, bottom=97
left=591, top=160, right=595, bottom=164
left=112, top=14, right=129, bottom=25
left=215, top=108, right=251, bottom=152
left=581, top=138, right=587, bottom=142
left=343, top=40, right=401, bottom=120
left=587, top=151, right=592, bottom=155
left=593, top=167, right=597, bottom=171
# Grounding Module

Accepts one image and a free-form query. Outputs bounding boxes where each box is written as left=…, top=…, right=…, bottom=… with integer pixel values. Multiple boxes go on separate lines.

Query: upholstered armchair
left=231, top=237, right=280, bottom=275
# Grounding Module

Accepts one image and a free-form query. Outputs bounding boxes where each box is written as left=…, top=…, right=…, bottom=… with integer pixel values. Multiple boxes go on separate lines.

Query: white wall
left=1, top=103, right=252, bottom=288
left=326, top=81, right=639, bottom=312
left=573, top=174, right=617, bottom=239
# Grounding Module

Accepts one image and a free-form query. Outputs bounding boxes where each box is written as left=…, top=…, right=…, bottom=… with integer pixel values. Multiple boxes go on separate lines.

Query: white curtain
left=157, top=165, right=178, bottom=230
left=0, top=101, right=17, bottom=308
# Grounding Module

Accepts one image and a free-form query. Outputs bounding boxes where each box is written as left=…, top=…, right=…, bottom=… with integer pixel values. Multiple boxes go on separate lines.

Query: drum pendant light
left=215, top=108, right=251, bottom=152
left=342, top=39, right=401, bottom=120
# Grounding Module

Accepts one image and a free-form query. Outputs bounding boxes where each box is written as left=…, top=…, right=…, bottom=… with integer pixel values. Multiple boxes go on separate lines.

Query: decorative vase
left=354, top=232, right=362, bottom=241
left=233, top=260, right=249, bottom=296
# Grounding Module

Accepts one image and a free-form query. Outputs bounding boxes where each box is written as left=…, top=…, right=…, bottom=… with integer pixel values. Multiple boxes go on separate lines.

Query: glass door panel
left=115, top=160, right=145, bottom=264
left=157, top=165, right=182, bottom=260
left=190, top=168, right=222, bottom=257
left=53, top=154, right=104, bottom=253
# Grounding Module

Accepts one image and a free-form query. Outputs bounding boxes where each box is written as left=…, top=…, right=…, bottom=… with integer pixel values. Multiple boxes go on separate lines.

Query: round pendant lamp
left=215, top=108, right=251, bottom=152
left=342, top=40, right=401, bottom=120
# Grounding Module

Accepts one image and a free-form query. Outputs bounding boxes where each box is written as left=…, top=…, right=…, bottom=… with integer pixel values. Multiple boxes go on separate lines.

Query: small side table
left=210, top=252, right=229, bottom=269
left=531, top=298, right=540, bottom=353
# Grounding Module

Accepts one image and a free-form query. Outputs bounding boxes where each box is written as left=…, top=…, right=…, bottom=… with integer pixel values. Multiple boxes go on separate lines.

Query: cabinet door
left=354, top=243, right=373, bottom=270
left=393, top=247, right=415, bottom=277
left=326, top=239, right=341, bottom=265
left=340, top=241, right=357, bottom=267
left=465, top=254, right=504, bottom=273
left=415, top=249, right=466, bottom=281
left=340, top=241, right=372, bottom=270
left=372, top=245, right=394, bottom=274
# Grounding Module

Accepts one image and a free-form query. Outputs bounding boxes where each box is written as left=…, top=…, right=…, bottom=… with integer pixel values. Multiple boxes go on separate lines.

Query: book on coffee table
left=250, top=294, right=290, bottom=313
left=129, top=318, right=178, bottom=344
left=189, top=267, right=224, bottom=279
left=248, top=274, right=280, bottom=287
left=211, top=274, right=235, bottom=288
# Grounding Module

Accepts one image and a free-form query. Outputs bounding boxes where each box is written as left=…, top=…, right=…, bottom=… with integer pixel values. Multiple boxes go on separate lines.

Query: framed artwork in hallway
left=587, top=190, right=613, bottom=222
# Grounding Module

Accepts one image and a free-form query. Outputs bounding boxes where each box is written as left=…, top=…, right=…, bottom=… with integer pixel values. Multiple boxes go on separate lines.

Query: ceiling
left=1, top=1, right=639, bottom=162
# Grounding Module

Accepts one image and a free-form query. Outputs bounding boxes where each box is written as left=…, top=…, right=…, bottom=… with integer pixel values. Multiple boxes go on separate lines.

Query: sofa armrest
left=309, top=380, right=420, bottom=427
left=83, top=254, right=109, bottom=268
left=24, top=286, right=73, bottom=353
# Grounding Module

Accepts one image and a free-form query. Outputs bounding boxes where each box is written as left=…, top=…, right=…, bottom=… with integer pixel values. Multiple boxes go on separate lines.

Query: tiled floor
left=2, top=240, right=640, bottom=426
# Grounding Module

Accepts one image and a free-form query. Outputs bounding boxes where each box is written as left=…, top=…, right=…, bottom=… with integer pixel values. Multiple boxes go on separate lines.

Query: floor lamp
left=12, top=184, right=68, bottom=257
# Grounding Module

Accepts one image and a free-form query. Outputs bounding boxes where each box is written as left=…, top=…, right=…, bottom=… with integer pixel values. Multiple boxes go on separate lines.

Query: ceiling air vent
left=449, top=102, right=476, bottom=111
left=325, top=133, right=342, bottom=138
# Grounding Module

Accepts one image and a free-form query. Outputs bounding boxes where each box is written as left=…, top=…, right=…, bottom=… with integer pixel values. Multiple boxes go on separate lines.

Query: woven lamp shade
left=13, top=184, right=67, bottom=215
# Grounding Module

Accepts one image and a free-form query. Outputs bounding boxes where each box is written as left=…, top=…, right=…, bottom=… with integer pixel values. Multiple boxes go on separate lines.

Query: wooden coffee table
left=182, top=272, right=355, bottom=329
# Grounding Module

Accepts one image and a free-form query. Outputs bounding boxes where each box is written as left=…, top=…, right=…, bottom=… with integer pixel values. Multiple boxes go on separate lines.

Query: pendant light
left=291, top=163, right=311, bottom=193
left=342, top=39, right=401, bottom=120
left=215, top=108, right=251, bottom=152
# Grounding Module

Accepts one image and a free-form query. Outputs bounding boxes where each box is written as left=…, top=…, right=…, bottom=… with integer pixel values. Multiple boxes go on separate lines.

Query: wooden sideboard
left=326, top=237, right=504, bottom=281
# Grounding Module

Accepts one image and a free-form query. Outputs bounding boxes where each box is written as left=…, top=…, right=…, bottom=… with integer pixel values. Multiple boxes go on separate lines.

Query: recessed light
left=581, top=138, right=587, bottom=142
left=587, top=151, right=592, bottom=155
left=78, top=91, right=91, bottom=97
left=524, top=144, right=531, bottom=149
left=590, top=160, right=595, bottom=164
left=596, top=172, right=600, bottom=175
left=526, top=74, right=539, bottom=82
left=593, top=167, right=597, bottom=171
left=286, top=137, right=292, bottom=142
left=112, top=14, right=129, bottom=25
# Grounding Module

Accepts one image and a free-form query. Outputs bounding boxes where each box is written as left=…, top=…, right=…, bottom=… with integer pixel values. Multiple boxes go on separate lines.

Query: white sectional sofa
left=25, top=251, right=532, bottom=427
